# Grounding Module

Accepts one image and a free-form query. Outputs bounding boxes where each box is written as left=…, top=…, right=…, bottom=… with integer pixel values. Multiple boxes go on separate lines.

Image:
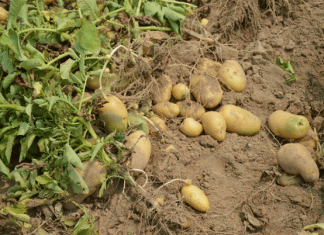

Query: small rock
left=269, top=38, right=284, bottom=47
left=274, top=91, right=285, bottom=99
left=252, top=74, right=262, bottom=84
left=246, top=70, right=253, bottom=76
left=313, top=116, right=324, bottom=132
left=198, top=135, right=218, bottom=148
left=252, top=55, right=267, bottom=65
left=285, top=40, right=296, bottom=50
left=242, top=61, right=252, bottom=72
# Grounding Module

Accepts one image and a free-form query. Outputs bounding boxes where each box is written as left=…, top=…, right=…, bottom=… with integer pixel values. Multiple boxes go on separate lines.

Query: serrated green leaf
left=64, top=144, right=84, bottom=170
left=67, top=163, right=89, bottom=194
left=77, top=0, right=98, bottom=19
left=20, top=59, right=43, bottom=70
left=7, top=0, right=28, bottom=29
left=0, top=29, right=26, bottom=60
left=76, top=21, right=101, bottom=53
left=2, top=73, right=16, bottom=89
left=60, top=59, right=75, bottom=80
left=0, top=50, right=15, bottom=73
left=18, top=3, right=30, bottom=26
left=19, top=133, right=37, bottom=162
left=144, top=2, right=160, bottom=16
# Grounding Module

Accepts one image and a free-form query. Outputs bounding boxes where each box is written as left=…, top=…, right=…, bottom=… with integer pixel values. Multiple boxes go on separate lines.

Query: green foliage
left=274, top=56, right=297, bottom=83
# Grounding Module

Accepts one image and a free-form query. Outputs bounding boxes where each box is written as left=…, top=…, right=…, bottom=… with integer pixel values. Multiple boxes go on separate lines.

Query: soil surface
left=1, top=0, right=324, bottom=234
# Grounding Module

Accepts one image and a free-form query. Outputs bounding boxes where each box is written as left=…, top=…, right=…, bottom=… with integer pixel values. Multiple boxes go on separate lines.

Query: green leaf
left=2, top=73, right=16, bottom=89
left=17, top=122, right=32, bottom=136
left=20, top=59, right=43, bottom=70
left=56, top=19, right=76, bottom=32
left=0, top=29, right=26, bottom=60
left=67, top=163, right=89, bottom=194
left=90, top=142, right=104, bottom=162
left=285, top=74, right=297, bottom=83
left=0, top=50, right=15, bottom=73
left=18, top=3, right=30, bottom=26
left=60, top=59, right=76, bottom=80
left=168, top=19, right=181, bottom=34
left=144, top=2, right=160, bottom=16
left=162, top=7, right=185, bottom=22
left=77, top=0, right=98, bottom=19
left=0, top=159, right=10, bottom=176
left=5, top=132, right=17, bottom=162
left=76, top=21, right=101, bottom=53
left=64, top=144, right=84, bottom=170
left=36, top=173, right=55, bottom=185
left=25, top=104, right=32, bottom=117
left=7, top=0, right=28, bottom=29
left=274, top=56, right=295, bottom=74
left=48, top=96, right=60, bottom=112
left=19, top=133, right=37, bottom=162
left=13, top=171, right=28, bottom=189
left=46, top=182, right=64, bottom=193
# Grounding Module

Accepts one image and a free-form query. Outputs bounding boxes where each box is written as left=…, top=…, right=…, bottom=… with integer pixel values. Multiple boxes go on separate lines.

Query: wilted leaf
left=76, top=21, right=101, bottom=53
left=77, top=0, right=98, bottom=19
left=60, top=59, right=75, bottom=80
left=7, top=0, right=28, bottom=29
left=64, top=144, right=84, bottom=170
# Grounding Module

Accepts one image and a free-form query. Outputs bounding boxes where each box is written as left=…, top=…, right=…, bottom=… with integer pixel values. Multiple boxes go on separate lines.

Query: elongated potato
left=217, top=60, right=246, bottom=92
left=124, top=130, right=151, bottom=170
left=149, top=116, right=166, bottom=133
left=190, top=72, right=223, bottom=108
left=98, top=96, right=128, bottom=133
left=277, top=143, right=319, bottom=183
left=197, top=58, right=222, bottom=77
left=276, top=172, right=304, bottom=186
left=63, top=161, right=107, bottom=210
left=152, top=102, right=179, bottom=119
left=181, top=180, right=210, bottom=212
left=152, top=74, right=173, bottom=104
left=172, top=83, right=190, bottom=101
left=219, top=105, right=261, bottom=135
left=180, top=118, right=203, bottom=137
left=268, top=110, right=310, bottom=139
left=201, top=112, right=226, bottom=141
left=176, top=101, right=206, bottom=120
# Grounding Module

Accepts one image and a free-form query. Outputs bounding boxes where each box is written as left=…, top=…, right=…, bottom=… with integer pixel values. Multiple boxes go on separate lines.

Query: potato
left=124, top=130, right=151, bottom=170
left=86, top=74, right=112, bottom=90
left=63, top=161, right=107, bottom=210
left=201, top=111, right=226, bottom=141
left=152, top=74, right=173, bottom=104
left=179, top=118, right=203, bottom=137
left=200, top=18, right=209, bottom=26
left=181, top=180, right=210, bottom=212
left=276, top=172, right=304, bottom=186
left=277, top=143, right=319, bottom=183
left=0, top=7, right=8, bottom=21
left=217, top=60, right=246, bottom=92
left=190, top=72, right=223, bottom=108
left=172, top=83, right=190, bottom=101
left=149, top=116, right=166, bottom=132
left=152, top=102, right=179, bottom=119
left=44, top=0, right=54, bottom=5
left=295, top=128, right=318, bottom=154
left=197, top=58, right=222, bottom=77
left=98, top=96, right=128, bottom=133
left=219, top=105, right=261, bottom=135
left=268, top=110, right=310, bottom=139
left=176, top=100, right=205, bottom=120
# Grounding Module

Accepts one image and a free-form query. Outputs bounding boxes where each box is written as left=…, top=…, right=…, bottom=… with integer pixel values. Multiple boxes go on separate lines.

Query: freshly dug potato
left=200, top=18, right=209, bottom=26
left=197, top=58, right=222, bottom=77
left=149, top=116, right=166, bottom=133
left=276, top=172, right=304, bottom=186
left=44, top=0, right=54, bottom=5
left=152, top=102, right=179, bottom=119
left=190, top=72, right=223, bottom=108
left=181, top=180, right=210, bottom=212
left=86, top=74, right=112, bottom=90
left=124, top=130, right=151, bottom=170
left=0, top=7, right=8, bottom=21
left=180, top=118, right=203, bottom=137
left=295, top=128, right=318, bottom=154
left=219, top=105, right=261, bottom=136
left=201, top=111, right=226, bottom=141
left=172, top=83, right=190, bottom=101
left=217, top=60, right=246, bottom=92
left=98, top=96, right=128, bottom=133
left=277, top=143, right=319, bottom=183
left=268, top=110, right=310, bottom=139
left=63, top=161, right=107, bottom=210
left=152, top=74, right=173, bottom=104
left=176, top=100, right=205, bottom=120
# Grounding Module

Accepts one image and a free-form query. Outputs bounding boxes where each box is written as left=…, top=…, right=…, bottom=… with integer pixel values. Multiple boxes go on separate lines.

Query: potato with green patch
left=201, top=112, right=226, bottom=141
left=98, top=96, right=128, bottom=133
left=219, top=105, right=261, bottom=135
left=176, top=100, right=206, bottom=120
left=277, top=143, right=319, bottom=183
left=190, top=72, right=223, bottom=108
left=268, top=110, right=310, bottom=139
left=180, top=118, right=203, bottom=137
left=152, top=102, right=179, bottom=119
left=217, top=60, right=246, bottom=92
left=152, top=75, right=173, bottom=104
left=172, top=83, right=190, bottom=100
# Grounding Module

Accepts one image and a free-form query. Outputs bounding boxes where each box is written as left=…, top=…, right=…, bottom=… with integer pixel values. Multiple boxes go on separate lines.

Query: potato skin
left=268, top=110, right=310, bottom=139
left=276, top=172, right=304, bottom=186
left=217, top=60, right=246, bottom=92
left=176, top=101, right=206, bottom=120
left=295, top=128, right=318, bottom=154
left=180, top=118, right=203, bottom=137
left=172, top=83, right=190, bottom=101
left=98, top=96, right=128, bottom=133
left=152, top=102, right=179, bottom=119
left=197, top=58, right=222, bottom=77
left=181, top=184, right=210, bottom=212
left=190, top=72, right=223, bottom=108
left=152, top=75, right=173, bottom=104
left=277, top=143, right=319, bottom=183
left=219, top=105, right=261, bottom=135
left=0, top=7, right=8, bottom=21
left=149, top=116, right=166, bottom=132
left=201, top=112, right=226, bottom=141
left=63, top=161, right=107, bottom=210
left=124, top=130, right=151, bottom=170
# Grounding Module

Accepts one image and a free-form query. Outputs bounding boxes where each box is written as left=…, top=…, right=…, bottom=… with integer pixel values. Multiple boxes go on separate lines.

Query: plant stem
left=18, top=28, right=58, bottom=35
left=97, top=20, right=125, bottom=28
left=161, top=0, right=197, bottom=8
left=0, top=104, right=25, bottom=112
left=47, top=52, right=70, bottom=66
left=139, top=26, right=173, bottom=31
left=92, top=7, right=127, bottom=24
left=135, top=0, right=143, bottom=16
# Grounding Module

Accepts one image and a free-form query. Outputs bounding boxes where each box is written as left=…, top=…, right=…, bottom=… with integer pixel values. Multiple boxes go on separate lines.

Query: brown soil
left=1, top=0, right=324, bottom=234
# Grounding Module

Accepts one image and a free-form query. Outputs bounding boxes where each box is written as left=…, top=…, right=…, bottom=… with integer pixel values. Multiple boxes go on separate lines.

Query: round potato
left=172, top=83, right=190, bottom=101
left=268, top=110, right=310, bottom=139
left=152, top=102, right=179, bottom=119
left=277, top=143, right=319, bottom=183
left=176, top=100, right=206, bottom=120
left=0, top=7, right=8, bottom=21
left=217, top=60, right=246, bottom=92
left=201, top=111, right=226, bottom=141
left=180, top=118, right=203, bottom=137
left=124, top=130, right=151, bottom=170
left=197, top=58, right=222, bottom=77
left=98, top=96, right=128, bottom=133
left=190, top=72, right=223, bottom=108
left=219, top=105, right=261, bottom=135
left=152, top=74, right=173, bottom=104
